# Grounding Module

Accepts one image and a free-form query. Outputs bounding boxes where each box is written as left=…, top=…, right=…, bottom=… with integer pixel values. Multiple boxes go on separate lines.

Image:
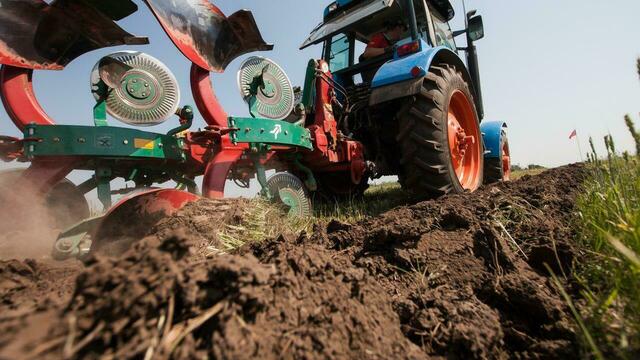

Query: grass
left=313, top=182, right=413, bottom=223
left=216, top=181, right=413, bottom=250
left=570, top=97, right=640, bottom=355
left=217, top=167, right=548, bottom=251
left=511, top=168, right=546, bottom=180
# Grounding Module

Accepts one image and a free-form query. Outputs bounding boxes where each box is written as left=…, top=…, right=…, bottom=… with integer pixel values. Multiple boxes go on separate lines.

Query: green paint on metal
left=301, top=59, right=317, bottom=111
left=128, top=169, right=138, bottom=181
left=122, top=73, right=156, bottom=101
left=293, top=156, right=318, bottom=191
left=279, top=188, right=302, bottom=215
left=96, top=167, right=112, bottom=210
left=167, top=106, right=194, bottom=136
left=93, top=82, right=109, bottom=127
left=228, top=117, right=312, bottom=150
left=52, top=216, right=103, bottom=260
left=252, top=154, right=271, bottom=198
left=23, top=124, right=184, bottom=161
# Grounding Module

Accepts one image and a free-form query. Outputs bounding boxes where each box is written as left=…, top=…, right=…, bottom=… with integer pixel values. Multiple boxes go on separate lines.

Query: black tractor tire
left=396, top=65, right=483, bottom=197
left=484, top=130, right=511, bottom=184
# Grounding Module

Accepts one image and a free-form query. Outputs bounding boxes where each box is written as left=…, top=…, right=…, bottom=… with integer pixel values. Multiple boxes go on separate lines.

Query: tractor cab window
left=328, top=34, right=351, bottom=72
left=430, top=9, right=456, bottom=51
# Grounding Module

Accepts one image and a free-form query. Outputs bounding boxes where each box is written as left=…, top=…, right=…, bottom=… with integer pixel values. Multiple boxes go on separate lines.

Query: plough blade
left=144, top=0, right=273, bottom=72
left=0, top=0, right=147, bottom=70
left=53, top=189, right=199, bottom=259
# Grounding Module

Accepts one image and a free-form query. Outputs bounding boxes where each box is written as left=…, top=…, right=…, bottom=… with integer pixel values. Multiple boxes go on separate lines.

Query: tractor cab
left=301, top=0, right=459, bottom=88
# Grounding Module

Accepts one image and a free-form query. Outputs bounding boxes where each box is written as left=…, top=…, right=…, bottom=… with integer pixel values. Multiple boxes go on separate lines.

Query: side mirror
left=467, top=15, right=484, bottom=41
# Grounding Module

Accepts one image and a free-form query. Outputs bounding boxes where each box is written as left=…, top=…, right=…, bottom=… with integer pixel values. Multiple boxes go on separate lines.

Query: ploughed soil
left=0, top=165, right=588, bottom=359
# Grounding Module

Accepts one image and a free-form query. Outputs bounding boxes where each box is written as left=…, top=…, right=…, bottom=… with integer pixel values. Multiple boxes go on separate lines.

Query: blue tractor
left=300, top=0, right=511, bottom=197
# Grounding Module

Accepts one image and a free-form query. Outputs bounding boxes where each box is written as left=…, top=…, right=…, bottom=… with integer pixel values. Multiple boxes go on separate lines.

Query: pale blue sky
left=2, top=0, right=640, bottom=171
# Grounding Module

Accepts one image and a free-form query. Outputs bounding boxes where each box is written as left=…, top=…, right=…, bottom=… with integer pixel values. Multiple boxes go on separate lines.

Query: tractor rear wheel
left=484, top=130, right=511, bottom=183
left=396, top=65, right=483, bottom=197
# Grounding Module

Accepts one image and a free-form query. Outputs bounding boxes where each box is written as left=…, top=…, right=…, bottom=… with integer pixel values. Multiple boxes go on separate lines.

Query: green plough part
left=228, top=117, right=313, bottom=150
left=23, top=124, right=185, bottom=160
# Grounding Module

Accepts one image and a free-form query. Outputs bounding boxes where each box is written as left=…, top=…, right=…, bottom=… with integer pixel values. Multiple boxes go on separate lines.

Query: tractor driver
left=361, top=20, right=408, bottom=60
left=360, top=20, right=408, bottom=83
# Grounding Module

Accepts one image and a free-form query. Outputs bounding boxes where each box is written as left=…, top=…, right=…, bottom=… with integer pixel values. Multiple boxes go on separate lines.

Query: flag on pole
left=569, top=129, right=577, bottom=139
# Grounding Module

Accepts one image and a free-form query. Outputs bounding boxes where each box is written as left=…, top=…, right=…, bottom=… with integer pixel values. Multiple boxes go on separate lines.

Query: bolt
left=78, top=138, right=86, bottom=143
left=158, top=143, right=163, bottom=148
left=132, top=79, right=137, bottom=83
left=53, top=137, right=60, bottom=143
left=123, top=139, right=129, bottom=145
left=142, top=93, right=147, bottom=96
left=59, top=239, right=72, bottom=248
left=144, top=83, right=149, bottom=87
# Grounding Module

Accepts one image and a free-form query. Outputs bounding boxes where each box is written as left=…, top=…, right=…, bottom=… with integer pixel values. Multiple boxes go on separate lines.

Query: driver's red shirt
left=366, top=32, right=391, bottom=50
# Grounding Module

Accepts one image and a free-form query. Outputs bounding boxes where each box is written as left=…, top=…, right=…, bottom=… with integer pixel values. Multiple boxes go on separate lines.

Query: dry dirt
left=0, top=165, right=587, bottom=359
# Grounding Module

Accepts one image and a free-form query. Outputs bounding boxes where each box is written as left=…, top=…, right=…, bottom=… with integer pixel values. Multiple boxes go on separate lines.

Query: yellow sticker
left=134, top=138, right=155, bottom=150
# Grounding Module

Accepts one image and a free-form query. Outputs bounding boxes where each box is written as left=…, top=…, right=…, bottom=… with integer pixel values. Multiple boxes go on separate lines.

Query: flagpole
left=576, top=133, right=584, bottom=162
left=572, top=128, right=584, bottom=162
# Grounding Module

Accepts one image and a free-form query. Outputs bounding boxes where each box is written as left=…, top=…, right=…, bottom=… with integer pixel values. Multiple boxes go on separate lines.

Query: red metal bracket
left=0, top=65, right=55, bottom=132
left=190, top=63, right=228, bottom=128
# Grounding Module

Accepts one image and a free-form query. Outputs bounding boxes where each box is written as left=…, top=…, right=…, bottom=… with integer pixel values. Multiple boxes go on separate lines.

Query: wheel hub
left=502, top=141, right=511, bottom=181
left=448, top=117, right=476, bottom=170
left=446, top=91, right=482, bottom=190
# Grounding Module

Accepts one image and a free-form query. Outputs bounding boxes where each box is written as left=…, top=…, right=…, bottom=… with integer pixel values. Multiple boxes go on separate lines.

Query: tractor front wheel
left=484, top=129, right=511, bottom=183
left=397, top=65, right=483, bottom=197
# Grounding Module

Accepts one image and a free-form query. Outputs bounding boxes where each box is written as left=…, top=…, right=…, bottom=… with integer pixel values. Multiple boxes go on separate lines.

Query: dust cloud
left=0, top=171, right=62, bottom=260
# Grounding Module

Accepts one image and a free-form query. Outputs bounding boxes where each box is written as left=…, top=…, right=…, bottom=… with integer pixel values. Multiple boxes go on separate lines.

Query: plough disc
left=266, top=173, right=312, bottom=218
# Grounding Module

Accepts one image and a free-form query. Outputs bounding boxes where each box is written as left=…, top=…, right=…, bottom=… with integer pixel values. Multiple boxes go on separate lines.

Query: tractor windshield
left=430, top=5, right=456, bottom=50
left=301, top=0, right=395, bottom=49
left=328, top=34, right=351, bottom=72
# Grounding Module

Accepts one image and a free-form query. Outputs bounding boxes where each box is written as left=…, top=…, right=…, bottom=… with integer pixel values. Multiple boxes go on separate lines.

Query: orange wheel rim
left=447, top=90, right=482, bottom=190
left=502, top=141, right=511, bottom=181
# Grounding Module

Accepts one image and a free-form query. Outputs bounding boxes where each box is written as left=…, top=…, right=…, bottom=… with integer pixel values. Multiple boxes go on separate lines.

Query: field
left=2, top=156, right=640, bottom=359
left=1, top=164, right=608, bottom=359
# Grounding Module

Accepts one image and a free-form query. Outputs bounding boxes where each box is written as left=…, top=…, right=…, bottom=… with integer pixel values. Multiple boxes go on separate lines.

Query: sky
left=1, top=0, right=640, bottom=190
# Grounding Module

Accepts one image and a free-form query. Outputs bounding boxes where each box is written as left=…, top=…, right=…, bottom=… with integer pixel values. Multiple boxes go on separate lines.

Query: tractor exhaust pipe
left=466, top=30, right=484, bottom=119
left=404, top=0, right=420, bottom=41
left=461, top=9, right=485, bottom=120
